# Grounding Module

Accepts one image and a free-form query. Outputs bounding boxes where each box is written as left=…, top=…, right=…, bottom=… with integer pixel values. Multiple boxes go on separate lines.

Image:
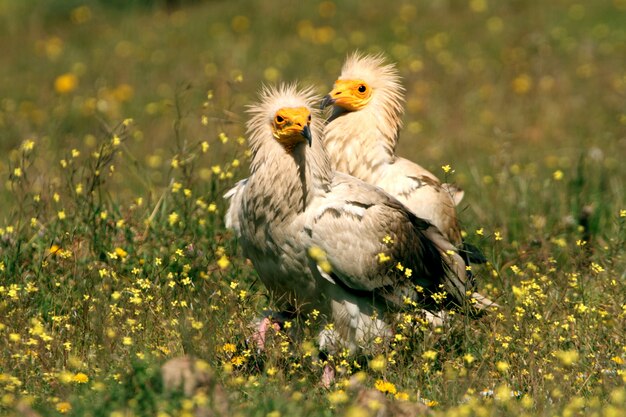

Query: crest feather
left=335, top=52, right=405, bottom=144
left=246, top=83, right=323, bottom=154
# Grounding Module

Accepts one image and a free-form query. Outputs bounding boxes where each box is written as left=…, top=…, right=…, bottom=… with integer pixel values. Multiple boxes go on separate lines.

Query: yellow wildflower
left=328, top=389, right=349, bottom=404
left=369, top=355, right=386, bottom=371
left=377, top=252, right=391, bottom=263
left=217, top=255, right=230, bottom=270
left=54, top=73, right=78, bottom=94
left=308, top=246, right=325, bottom=260
left=512, top=74, right=532, bottom=95
left=56, top=402, right=72, bottom=413
left=72, top=372, right=89, bottom=384
left=422, top=398, right=439, bottom=407
left=231, top=356, right=246, bottom=366
left=422, top=350, right=438, bottom=361
left=395, top=392, right=409, bottom=401
left=71, top=5, right=92, bottom=24
left=555, top=350, right=579, bottom=367
left=21, top=139, right=35, bottom=152
left=496, top=361, right=509, bottom=372
left=469, top=0, right=487, bottom=13
left=374, top=380, right=397, bottom=394
left=221, top=343, right=236, bottom=353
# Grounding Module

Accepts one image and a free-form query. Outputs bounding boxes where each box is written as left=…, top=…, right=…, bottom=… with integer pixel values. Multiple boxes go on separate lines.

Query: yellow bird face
left=321, top=79, right=373, bottom=111
left=272, top=106, right=313, bottom=150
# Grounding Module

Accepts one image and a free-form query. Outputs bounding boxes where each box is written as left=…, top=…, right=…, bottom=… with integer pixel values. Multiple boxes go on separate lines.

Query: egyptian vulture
left=321, top=53, right=464, bottom=246
left=225, top=84, right=486, bottom=352
left=321, top=53, right=495, bottom=307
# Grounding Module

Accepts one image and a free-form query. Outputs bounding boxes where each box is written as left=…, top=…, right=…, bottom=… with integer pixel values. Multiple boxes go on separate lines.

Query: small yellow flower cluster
left=395, top=262, right=413, bottom=278
left=217, top=246, right=231, bottom=270
left=377, top=252, right=391, bottom=263
left=374, top=379, right=397, bottom=395
left=308, top=246, right=332, bottom=273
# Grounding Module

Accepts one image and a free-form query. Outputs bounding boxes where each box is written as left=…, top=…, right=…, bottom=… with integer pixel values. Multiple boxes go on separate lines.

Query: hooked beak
left=320, top=94, right=335, bottom=109
left=301, top=125, right=312, bottom=147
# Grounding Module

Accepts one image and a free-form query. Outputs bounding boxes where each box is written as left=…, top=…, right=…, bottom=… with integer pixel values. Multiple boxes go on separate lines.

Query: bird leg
left=250, top=317, right=282, bottom=351
left=470, top=292, right=501, bottom=311
left=249, top=310, right=296, bottom=351
left=321, top=364, right=336, bottom=388
left=421, top=309, right=449, bottom=327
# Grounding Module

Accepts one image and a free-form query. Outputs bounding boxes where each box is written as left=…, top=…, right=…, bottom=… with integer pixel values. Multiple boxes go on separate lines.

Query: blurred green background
left=0, top=1, right=625, bottom=416
left=2, top=0, right=624, bottom=219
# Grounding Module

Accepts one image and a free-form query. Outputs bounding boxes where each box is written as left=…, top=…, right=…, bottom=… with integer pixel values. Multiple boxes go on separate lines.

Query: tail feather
left=441, top=183, right=464, bottom=206
left=470, top=291, right=500, bottom=312
left=223, top=178, right=248, bottom=235
left=422, top=224, right=499, bottom=314
left=461, top=241, right=487, bottom=264
left=422, top=224, right=470, bottom=307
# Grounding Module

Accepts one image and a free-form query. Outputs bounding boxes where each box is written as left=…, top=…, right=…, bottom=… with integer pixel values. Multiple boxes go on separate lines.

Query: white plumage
left=322, top=52, right=464, bottom=246
left=225, top=84, right=485, bottom=352
left=322, top=53, right=496, bottom=310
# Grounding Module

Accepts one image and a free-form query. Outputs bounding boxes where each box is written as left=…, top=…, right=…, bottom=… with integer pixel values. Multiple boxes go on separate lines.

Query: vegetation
left=0, top=0, right=624, bottom=416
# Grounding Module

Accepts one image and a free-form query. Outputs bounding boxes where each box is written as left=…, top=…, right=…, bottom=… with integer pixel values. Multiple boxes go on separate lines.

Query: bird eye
left=357, top=85, right=367, bottom=93
left=275, top=115, right=284, bottom=123
left=308, top=115, right=311, bottom=121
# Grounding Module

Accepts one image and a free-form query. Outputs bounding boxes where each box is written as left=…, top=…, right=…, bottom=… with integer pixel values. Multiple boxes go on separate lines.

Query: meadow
left=0, top=0, right=625, bottom=415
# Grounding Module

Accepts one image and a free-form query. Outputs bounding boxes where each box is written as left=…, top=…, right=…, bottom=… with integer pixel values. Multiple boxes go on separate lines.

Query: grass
left=0, top=0, right=625, bottom=416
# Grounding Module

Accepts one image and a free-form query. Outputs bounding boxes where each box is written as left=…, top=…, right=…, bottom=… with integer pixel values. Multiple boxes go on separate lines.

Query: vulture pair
left=225, top=54, right=496, bottom=353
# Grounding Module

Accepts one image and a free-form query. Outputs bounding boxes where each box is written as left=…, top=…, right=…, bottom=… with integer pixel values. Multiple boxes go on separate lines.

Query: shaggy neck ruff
left=324, top=53, right=405, bottom=179
left=246, top=85, right=332, bottom=218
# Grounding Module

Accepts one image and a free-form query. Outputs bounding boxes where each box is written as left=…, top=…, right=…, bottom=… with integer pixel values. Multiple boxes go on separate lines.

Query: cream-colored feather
left=225, top=84, right=482, bottom=352
left=323, top=53, right=497, bottom=310
left=323, top=52, right=462, bottom=246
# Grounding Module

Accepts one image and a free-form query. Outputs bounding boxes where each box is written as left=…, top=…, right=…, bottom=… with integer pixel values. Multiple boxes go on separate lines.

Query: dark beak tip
left=320, top=94, right=335, bottom=109
left=302, top=125, right=313, bottom=147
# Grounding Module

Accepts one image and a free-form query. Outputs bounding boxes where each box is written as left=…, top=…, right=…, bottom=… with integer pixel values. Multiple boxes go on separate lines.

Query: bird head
left=321, top=53, right=404, bottom=121
left=271, top=106, right=313, bottom=150
left=246, top=84, right=322, bottom=157
left=321, top=79, right=373, bottom=111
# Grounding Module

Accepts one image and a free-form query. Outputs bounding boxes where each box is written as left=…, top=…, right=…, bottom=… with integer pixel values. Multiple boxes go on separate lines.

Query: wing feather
left=305, top=173, right=458, bottom=310
left=224, top=178, right=248, bottom=236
